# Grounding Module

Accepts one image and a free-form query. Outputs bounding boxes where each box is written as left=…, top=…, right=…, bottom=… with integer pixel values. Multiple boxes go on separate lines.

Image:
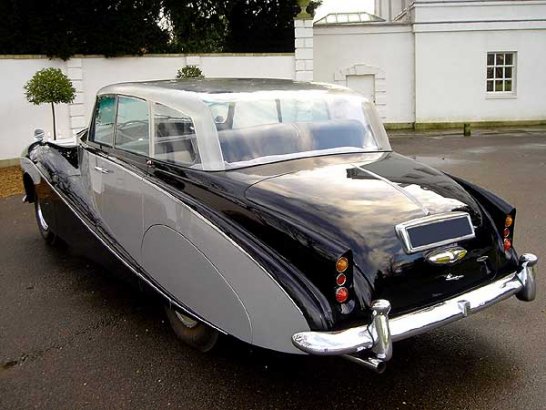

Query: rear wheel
left=34, top=199, right=57, bottom=245
left=165, top=306, right=220, bottom=352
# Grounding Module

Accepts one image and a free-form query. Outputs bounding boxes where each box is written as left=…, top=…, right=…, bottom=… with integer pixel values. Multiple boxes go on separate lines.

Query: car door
left=83, top=94, right=149, bottom=263
left=97, top=95, right=150, bottom=263
left=83, top=94, right=116, bottom=223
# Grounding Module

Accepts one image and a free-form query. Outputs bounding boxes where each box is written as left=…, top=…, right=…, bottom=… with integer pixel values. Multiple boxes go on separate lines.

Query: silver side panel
left=83, top=151, right=103, bottom=215
left=141, top=182, right=311, bottom=354
left=23, top=148, right=311, bottom=354
left=98, top=157, right=144, bottom=262
left=141, top=225, right=252, bottom=342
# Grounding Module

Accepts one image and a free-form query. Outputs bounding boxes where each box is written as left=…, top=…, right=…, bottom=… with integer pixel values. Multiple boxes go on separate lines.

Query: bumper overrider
left=292, top=253, right=538, bottom=373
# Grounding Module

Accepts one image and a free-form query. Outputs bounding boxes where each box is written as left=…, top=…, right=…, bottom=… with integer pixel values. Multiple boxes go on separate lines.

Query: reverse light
left=503, top=228, right=510, bottom=238
left=504, top=238, right=512, bottom=252
left=336, top=257, right=349, bottom=273
left=336, top=273, right=347, bottom=286
left=335, top=287, right=349, bottom=303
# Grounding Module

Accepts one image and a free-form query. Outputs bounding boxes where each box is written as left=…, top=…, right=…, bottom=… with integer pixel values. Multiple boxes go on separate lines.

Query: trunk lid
left=245, top=152, right=512, bottom=315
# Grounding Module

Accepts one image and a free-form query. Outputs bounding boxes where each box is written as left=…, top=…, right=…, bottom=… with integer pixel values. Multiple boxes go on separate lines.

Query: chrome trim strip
left=292, top=253, right=537, bottom=358
left=395, top=211, right=476, bottom=253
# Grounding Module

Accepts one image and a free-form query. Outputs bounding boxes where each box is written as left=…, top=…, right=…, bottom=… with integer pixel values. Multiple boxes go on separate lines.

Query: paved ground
left=1, top=131, right=545, bottom=409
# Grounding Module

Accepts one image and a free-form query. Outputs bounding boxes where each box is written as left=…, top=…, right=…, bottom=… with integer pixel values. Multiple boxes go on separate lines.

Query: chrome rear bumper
left=292, top=253, right=538, bottom=372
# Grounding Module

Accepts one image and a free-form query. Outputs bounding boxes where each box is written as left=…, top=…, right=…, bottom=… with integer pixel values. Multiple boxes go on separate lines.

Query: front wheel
left=34, top=199, right=57, bottom=245
left=165, top=306, right=220, bottom=352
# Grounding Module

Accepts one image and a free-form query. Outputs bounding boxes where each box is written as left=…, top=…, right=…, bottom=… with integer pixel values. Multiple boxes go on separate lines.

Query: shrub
left=176, top=65, right=204, bottom=79
left=24, top=68, right=76, bottom=140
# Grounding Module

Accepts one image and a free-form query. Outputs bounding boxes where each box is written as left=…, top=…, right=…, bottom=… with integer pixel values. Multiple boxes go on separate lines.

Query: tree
left=24, top=68, right=76, bottom=140
left=0, top=0, right=322, bottom=58
left=0, top=0, right=171, bottom=59
left=163, top=0, right=229, bottom=53
left=164, top=0, right=322, bottom=53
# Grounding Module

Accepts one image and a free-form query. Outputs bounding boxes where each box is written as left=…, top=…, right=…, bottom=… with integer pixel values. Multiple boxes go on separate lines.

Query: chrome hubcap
left=37, top=203, right=48, bottom=230
left=175, top=311, right=199, bottom=328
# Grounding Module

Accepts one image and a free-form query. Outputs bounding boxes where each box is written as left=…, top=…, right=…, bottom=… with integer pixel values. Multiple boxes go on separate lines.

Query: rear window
left=204, top=92, right=390, bottom=168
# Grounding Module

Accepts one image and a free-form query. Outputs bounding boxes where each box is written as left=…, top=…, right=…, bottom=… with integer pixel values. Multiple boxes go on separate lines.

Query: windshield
left=203, top=91, right=391, bottom=169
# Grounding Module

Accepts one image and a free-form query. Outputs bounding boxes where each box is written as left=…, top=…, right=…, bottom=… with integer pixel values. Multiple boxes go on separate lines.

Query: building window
left=487, top=52, right=515, bottom=93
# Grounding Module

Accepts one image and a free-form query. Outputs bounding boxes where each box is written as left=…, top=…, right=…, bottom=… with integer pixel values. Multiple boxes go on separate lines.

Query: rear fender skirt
left=94, top=149, right=333, bottom=330
left=148, top=174, right=335, bottom=331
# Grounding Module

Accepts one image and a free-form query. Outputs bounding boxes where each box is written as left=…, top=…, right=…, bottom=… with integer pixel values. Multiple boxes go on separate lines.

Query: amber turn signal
left=336, top=257, right=349, bottom=273
left=505, top=215, right=513, bottom=228
left=335, top=287, right=349, bottom=303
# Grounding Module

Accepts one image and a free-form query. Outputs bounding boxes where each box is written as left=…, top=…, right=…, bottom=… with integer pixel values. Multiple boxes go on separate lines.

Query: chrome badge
left=426, top=247, right=467, bottom=265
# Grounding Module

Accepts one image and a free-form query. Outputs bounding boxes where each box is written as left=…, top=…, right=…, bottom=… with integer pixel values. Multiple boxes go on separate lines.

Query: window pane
left=487, top=67, right=494, bottom=79
left=487, top=80, right=493, bottom=92
left=495, top=80, right=504, bottom=92
left=232, top=100, right=279, bottom=129
left=280, top=98, right=329, bottom=122
left=505, top=53, right=513, bottom=65
left=93, top=96, right=116, bottom=146
left=487, top=54, right=494, bottom=66
left=115, top=96, right=149, bottom=156
left=496, top=54, right=504, bottom=65
left=153, top=103, right=199, bottom=165
left=495, top=67, right=503, bottom=79
left=505, top=67, right=512, bottom=79
left=505, top=80, right=512, bottom=92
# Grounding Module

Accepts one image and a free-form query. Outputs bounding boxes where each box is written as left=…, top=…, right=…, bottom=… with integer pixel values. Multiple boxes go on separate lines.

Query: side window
left=92, top=95, right=116, bottom=146
left=153, top=103, right=199, bottom=166
left=115, top=96, right=150, bottom=156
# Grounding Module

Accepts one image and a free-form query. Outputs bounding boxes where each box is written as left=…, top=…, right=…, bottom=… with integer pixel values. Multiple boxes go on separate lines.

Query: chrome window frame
left=395, top=211, right=476, bottom=254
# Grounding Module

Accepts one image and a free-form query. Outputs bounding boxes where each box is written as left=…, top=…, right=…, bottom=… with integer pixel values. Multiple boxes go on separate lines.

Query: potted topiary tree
left=24, top=68, right=76, bottom=140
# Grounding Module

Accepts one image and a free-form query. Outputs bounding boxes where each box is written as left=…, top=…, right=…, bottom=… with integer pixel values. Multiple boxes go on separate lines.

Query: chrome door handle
left=94, top=166, right=111, bottom=174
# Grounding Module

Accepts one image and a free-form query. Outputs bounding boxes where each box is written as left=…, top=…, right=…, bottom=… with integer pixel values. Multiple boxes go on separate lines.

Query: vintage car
left=20, top=79, right=537, bottom=372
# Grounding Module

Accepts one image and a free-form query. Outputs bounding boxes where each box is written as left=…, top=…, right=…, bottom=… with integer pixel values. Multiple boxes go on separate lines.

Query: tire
left=165, top=306, right=220, bottom=353
left=34, top=199, right=57, bottom=246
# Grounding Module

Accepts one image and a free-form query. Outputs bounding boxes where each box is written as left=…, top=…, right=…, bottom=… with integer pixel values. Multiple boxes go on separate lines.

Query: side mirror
left=34, top=129, right=45, bottom=141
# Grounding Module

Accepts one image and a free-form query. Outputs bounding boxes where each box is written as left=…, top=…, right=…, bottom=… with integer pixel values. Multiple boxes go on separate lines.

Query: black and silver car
left=20, top=79, right=538, bottom=372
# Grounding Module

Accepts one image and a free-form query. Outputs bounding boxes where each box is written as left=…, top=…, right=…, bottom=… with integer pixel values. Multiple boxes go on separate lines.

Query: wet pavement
left=1, top=131, right=545, bottom=409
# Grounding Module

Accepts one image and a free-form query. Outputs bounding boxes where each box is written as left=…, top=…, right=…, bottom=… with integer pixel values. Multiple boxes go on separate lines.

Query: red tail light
left=335, top=287, right=349, bottom=303
left=504, top=238, right=512, bottom=251
left=336, top=273, right=347, bottom=286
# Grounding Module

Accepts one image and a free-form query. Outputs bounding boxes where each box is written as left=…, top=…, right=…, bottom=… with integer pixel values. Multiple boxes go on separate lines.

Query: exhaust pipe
left=344, top=354, right=387, bottom=374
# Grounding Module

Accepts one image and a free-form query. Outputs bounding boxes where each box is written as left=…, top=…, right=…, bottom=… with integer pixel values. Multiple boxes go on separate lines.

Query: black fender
left=447, top=173, right=516, bottom=240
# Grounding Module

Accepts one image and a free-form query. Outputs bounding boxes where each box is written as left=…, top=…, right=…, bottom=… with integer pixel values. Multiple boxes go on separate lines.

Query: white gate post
left=294, top=0, right=314, bottom=81
left=66, top=58, right=86, bottom=137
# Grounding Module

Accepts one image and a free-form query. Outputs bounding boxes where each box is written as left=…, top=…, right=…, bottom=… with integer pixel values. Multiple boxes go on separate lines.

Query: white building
left=311, top=0, right=546, bottom=128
